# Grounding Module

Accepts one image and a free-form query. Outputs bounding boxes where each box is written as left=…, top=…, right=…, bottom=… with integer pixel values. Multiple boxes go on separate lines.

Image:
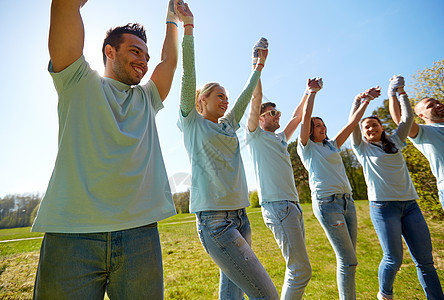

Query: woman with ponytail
left=176, top=3, right=278, bottom=299
left=351, top=76, right=443, bottom=300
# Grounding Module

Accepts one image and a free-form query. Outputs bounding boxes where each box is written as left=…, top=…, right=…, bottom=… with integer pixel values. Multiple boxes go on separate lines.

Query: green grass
left=0, top=227, right=43, bottom=241
left=1, top=201, right=443, bottom=299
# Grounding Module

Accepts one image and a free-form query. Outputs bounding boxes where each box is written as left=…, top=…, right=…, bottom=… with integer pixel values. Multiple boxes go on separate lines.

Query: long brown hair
left=310, top=117, right=328, bottom=144
left=361, top=116, right=398, bottom=154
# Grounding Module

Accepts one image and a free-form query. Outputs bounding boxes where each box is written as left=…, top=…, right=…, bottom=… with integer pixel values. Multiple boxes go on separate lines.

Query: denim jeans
left=312, top=194, right=358, bottom=300
left=439, top=189, right=444, bottom=211
left=196, top=209, right=279, bottom=300
left=261, top=201, right=312, bottom=300
left=370, top=200, right=444, bottom=300
left=33, top=223, right=163, bottom=300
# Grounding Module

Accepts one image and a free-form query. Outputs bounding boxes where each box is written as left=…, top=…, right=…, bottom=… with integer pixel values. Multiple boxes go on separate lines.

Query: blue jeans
left=261, top=201, right=311, bottom=300
left=439, top=189, right=444, bottom=211
left=196, top=209, right=279, bottom=300
left=370, top=200, right=444, bottom=300
left=33, top=223, right=163, bottom=300
left=313, top=194, right=358, bottom=300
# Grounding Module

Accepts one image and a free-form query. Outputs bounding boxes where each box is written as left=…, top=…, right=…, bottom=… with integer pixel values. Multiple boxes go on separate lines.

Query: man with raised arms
left=32, top=0, right=184, bottom=298
left=388, top=75, right=444, bottom=211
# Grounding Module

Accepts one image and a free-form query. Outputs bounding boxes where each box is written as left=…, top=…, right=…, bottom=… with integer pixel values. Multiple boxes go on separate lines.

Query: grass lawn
left=1, top=200, right=443, bottom=299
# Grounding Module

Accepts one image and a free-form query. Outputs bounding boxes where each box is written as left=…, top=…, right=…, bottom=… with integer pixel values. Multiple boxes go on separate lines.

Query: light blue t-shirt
left=297, top=139, right=352, bottom=200
left=177, top=108, right=250, bottom=213
left=245, top=127, right=299, bottom=204
left=352, top=135, right=418, bottom=202
left=32, top=56, right=176, bottom=233
left=410, top=123, right=444, bottom=191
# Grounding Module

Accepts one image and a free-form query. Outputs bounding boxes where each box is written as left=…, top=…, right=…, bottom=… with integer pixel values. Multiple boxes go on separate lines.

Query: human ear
left=105, top=44, right=116, bottom=62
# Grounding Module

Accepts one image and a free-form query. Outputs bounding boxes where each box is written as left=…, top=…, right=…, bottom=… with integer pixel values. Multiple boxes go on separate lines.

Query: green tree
left=249, top=190, right=260, bottom=208
left=340, top=147, right=367, bottom=200
left=0, top=193, right=42, bottom=228
left=410, top=59, right=444, bottom=102
left=288, top=141, right=310, bottom=203
left=172, top=190, right=190, bottom=214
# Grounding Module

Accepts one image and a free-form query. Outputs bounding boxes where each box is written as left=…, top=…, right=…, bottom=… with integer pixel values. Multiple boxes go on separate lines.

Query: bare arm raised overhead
left=49, top=0, right=87, bottom=72
left=247, top=38, right=268, bottom=132
left=151, top=0, right=181, bottom=101
left=283, top=89, right=310, bottom=141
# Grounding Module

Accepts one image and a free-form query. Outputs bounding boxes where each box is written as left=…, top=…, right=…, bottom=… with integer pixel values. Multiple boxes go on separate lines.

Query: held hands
left=252, top=37, right=268, bottom=65
left=388, top=74, right=405, bottom=97
left=358, top=86, right=381, bottom=103
left=307, top=77, right=323, bottom=93
left=176, top=1, right=194, bottom=26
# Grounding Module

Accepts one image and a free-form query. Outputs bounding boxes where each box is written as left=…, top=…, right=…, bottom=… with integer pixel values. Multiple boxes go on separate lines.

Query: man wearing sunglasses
left=245, top=77, right=313, bottom=300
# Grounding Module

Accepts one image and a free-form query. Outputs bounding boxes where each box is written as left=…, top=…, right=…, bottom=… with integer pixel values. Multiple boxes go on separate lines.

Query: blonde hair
left=195, top=82, right=223, bottom=114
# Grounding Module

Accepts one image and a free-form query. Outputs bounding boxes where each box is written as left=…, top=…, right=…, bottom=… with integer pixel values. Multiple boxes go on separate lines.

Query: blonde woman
left=176, top=3, right=278, bottom=299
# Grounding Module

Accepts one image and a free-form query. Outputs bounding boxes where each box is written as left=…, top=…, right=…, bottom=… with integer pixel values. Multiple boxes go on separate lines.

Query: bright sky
left=1, top=0, right=443, bottom=198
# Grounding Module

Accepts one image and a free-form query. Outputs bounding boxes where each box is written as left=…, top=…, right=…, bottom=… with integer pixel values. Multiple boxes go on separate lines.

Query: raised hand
left=176, top=1, right=193, bottom=25
left=252, top=37, right=268, bottom=65
left=166, top=0, right=180, bottom=25
left=359, top=86, right=381, bottom=102
left=307, top=77, right=323, bottom=93
left=388, top=74, right=405, bottom=97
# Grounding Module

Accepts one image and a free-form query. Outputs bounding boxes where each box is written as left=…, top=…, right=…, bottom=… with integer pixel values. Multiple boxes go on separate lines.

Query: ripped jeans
left=312, top=194, right=358, bottom=300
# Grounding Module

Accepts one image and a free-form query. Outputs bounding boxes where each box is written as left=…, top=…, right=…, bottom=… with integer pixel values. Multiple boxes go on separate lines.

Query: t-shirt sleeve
left=178, top=105, right=198, bottom=132
left=278, top=131, right=287, bottom=143
left=245, top=125, right=262, bottom=144
left=49, top=55, right=93, bottom=94
left=143, top=80, right=164, bottom=114
left=411, top=124, right=425, bottom=143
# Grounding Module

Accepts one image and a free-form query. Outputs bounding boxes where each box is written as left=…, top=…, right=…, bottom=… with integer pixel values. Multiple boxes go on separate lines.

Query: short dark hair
left=102, top=23, right=147, bottom=66
left=260, top=102, right=276, bottom=115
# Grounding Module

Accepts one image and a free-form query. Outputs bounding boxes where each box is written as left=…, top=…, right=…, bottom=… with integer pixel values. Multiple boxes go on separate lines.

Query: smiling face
left=361, top=117, right=384, bottom=142
left=200, top=86, right=229, bottom=123
left=415, top=98, right=444, bottom=123
left=310, top=117, right=327, bottom=143
left=259, top=107, right=281, bottom=132
left=105, top=33, right=150, bottom=85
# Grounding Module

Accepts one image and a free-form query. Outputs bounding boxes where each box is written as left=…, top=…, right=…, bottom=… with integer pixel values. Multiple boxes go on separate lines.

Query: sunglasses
left=260, top=110, right=281, bottom=117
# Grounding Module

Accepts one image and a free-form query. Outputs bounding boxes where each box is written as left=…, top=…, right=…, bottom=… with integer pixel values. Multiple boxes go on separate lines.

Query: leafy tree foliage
left=410, top=59, right=444, bottom=102
left=249, top=190, right=260, bottom=208
left=340, top=148, right=367, bottom=200
left=0, top=193, right=42, bottom=228
left=172, top=190, right=190, bottom=214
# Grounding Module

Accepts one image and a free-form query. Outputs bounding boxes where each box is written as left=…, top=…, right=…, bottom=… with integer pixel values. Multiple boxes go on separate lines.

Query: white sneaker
left=377, top=291, right=392, bottom=300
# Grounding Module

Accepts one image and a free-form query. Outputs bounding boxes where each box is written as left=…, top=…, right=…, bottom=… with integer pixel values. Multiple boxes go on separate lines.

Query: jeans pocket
left=317, top=195, right=335, bottom=205
left=262, top=201, right=290, bottom=223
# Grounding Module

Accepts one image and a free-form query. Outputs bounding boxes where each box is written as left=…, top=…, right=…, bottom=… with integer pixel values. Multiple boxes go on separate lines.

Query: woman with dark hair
left=351, top=77, right=443, bottom=300
left=297, top=81, right=380, bottom=300
left=176, top=3, right=278, bottom=299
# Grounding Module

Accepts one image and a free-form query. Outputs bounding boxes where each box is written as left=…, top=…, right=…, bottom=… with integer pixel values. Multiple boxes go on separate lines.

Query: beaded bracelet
left=257, top=63, right=264, bottom=67
left=398, top=91, right=406, bottom=95
left=184, top=24, right=194, bottom=28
